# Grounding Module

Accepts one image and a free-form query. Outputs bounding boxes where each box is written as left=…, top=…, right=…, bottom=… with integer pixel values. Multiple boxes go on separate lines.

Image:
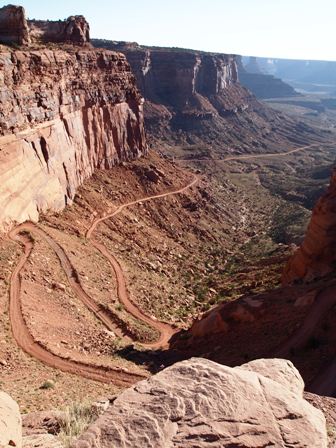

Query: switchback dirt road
left=8, top=175, right=198, bottom=383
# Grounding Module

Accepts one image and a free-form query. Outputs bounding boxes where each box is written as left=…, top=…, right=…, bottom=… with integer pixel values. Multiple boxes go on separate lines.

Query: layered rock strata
left=283, top=168, right=336, bottom=283
left=0, top=4, right=30, bottom=46
left=0, top=48, right=146, bottom=229
left=74, top=357, right=327, bottom=447
left=0, top=5, right=90, bottom=46
left=237, top=56, right=298, bottom=99
left=92, top=40, right=321, bottom=152
left=28, top=16, right=90, bottom=46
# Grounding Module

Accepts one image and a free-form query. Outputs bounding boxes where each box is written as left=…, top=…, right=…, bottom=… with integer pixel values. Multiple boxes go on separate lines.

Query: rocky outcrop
left=0, top=391, right=22, bottom=448
left=0, top=4, right=30, bottom=46
left=283, top=168, right=336, bottom=284
left=28, top=16, right=90, bottom=46
left=0, top=47, right=146, bottom=230
left=73, top=357, right=327, bottom=447
left=237, top=56, right=298, bottom=99
left=0, top=5, right=90, bottom=46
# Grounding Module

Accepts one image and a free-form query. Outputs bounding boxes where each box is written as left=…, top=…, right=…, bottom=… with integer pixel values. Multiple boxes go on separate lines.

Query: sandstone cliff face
left=0, top=5, right=90, bottom=46
left=92, top=40, right=318, bottom=152
left=0, top=48, right=146, bottom=229
left=74, top=358, right=327, bottom=448
left=123, top=49, right=239, bottom=110
left=283, top=168, right=336, bottom=284
left=0, top=4, right=30, bottom=46
left=28, top=16, right=90, bottom=46
left=237, top=56, right=298, bottom=99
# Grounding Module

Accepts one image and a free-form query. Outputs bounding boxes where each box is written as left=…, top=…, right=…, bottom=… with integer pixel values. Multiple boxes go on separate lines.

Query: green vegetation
left=58, top=401, right=99, bottom=447
left=40, top=379, right=55, bottom=390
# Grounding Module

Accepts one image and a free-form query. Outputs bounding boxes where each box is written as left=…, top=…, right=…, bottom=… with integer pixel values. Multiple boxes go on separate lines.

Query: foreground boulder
left=74, top=357, right=327, bottom=447
left=0, top=391, right=22, bottom=448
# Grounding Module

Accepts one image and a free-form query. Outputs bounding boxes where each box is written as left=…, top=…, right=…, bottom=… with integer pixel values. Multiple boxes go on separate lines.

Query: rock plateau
left=237, top=56, right=298, bottom=99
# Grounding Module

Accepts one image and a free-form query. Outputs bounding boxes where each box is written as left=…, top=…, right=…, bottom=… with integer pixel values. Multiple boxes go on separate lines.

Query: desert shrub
left=40, top=379, right=55, bottom=390
left=58, top=401, right=98, bottom=447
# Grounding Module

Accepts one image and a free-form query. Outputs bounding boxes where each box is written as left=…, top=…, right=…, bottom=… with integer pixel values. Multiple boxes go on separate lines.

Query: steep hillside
left=0, top=48, right=146, bottom=230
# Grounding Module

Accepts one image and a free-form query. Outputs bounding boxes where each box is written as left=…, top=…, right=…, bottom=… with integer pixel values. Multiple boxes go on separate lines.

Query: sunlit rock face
left=0, top=48, right=146, bottom=230
left=73, top=358, right=328, bottom=448
left=0, top=4, right=30, bottom=46
left=28, top=15, right=91, bottom=46
left=283, top=168, right=336, bottom=284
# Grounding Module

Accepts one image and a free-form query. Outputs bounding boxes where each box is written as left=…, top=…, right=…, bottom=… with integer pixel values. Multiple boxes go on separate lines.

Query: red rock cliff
left=28, top=16, right=90, bottom=46
left=92, top=41, right=319, bottom=152
left=0, top=48, right=146, bottom=229
left=283, top=168, right=336, bottom=283
left=0, top=4, right=30, bottom=46
left=0, top=5, right=90, bottom=46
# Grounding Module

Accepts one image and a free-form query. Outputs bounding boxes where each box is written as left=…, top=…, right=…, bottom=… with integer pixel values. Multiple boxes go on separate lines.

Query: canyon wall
left=0, top=4, right=30, bottom=46
left=283, top=168, right=336, bottom=284
left=0, top=48, right=146, bottom=229
left=0, top=5, right=90, bottom=46
left=28, top=16, right=90, bottom=46
left=237, top=56, right=298, bottom=99
left=92, top=40, right=320, bottom=153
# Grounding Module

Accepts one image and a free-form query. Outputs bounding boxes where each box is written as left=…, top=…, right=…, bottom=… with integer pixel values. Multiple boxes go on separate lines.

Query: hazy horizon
left=6, top=0, right=336, bottom=62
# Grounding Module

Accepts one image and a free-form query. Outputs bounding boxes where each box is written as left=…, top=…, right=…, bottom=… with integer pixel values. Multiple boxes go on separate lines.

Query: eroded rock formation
left=283, top=168, right=336, bottom=284
left=0, top=391, right=22, bottom=448
left=28, top=16, right=90, bottom=46
left=92, top=40, right=321, bottom=152
left=0, top=5, right=90, bottom=46
left=237, top=56, right=298, bottom=99
left=73, top=357, right=327, bottom=447
left=0, top=4, right=30, bottom=46
left=0, top=48, right=146, bottom=229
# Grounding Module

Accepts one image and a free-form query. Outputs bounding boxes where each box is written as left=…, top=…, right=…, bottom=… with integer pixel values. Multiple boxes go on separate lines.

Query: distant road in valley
left=178, top=143, right=321, bottom=163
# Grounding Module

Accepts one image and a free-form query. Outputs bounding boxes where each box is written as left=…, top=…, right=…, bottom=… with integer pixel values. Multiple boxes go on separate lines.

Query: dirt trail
left=8, top=230, right=146, bottom=386
left=179, top=143, right=319, bottom=163
left=8, top=175, right=198, bottom=383
left=86, top=175, right=199, bottom=349
left=8, top=141, right=330, bottom=387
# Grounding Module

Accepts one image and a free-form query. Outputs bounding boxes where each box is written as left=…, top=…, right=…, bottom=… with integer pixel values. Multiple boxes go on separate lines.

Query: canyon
left=237, top=56, right=298, bottom=99
left=0, top=3, right=336, bottom=447
left=92, top=39, right=326, bottom=154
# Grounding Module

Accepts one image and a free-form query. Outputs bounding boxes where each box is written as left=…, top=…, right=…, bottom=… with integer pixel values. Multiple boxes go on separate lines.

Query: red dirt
left=8, top=175, right=198, bottom=384
left=86, top=175, right=199, bottom=348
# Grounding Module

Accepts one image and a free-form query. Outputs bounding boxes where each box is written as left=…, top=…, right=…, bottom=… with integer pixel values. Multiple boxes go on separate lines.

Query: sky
left=4, top=0, right=336, bottom=61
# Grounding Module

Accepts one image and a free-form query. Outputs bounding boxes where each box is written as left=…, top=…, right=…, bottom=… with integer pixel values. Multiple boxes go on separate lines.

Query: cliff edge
left=283, top=168, right=336, bottom=284
left=0, top=32, right=147, bottom=231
